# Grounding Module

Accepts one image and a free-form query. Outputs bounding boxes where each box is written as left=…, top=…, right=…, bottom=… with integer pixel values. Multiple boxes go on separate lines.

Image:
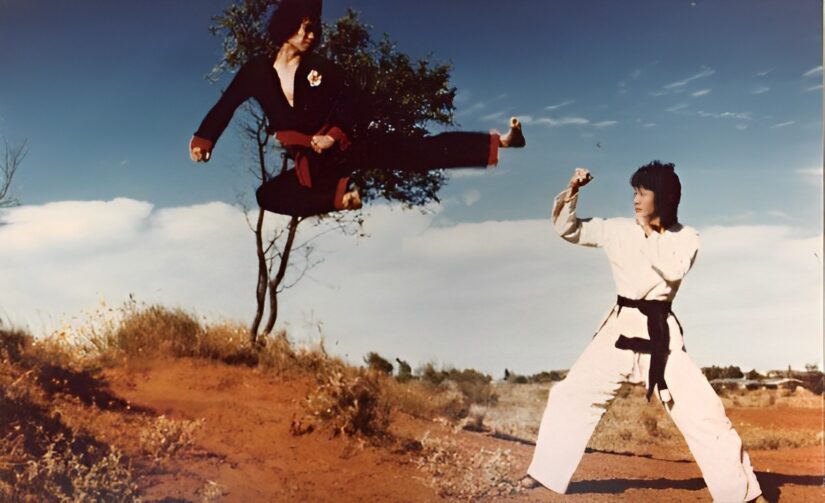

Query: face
left=286, top=18, right=317, bottom=53
left=633, top=186, right=656, bottom=220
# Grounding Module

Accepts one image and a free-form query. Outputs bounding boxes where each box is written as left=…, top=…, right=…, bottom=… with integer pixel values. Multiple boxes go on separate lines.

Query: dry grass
left=741, top=428, right=824, bottom=450
left=5, top=299, right=823, bottom=501
left=383, top=378, right=468, bottom=421
left=139, top=415, right=204, bottom=463
left=0, top=329, right=139, bottom=502
left=292, top=360, right=392, bottom=439
left=8, top=437, right=139, bottom=503
left=415, top=431, right=522, bottom=500
left=487, top=381, right=824, bottom=459
left=719, top=387, right=823, bottom=409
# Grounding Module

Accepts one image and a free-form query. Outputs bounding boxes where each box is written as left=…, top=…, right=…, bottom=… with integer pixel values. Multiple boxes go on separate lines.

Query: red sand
left=66, top=358, right=822, bottom=502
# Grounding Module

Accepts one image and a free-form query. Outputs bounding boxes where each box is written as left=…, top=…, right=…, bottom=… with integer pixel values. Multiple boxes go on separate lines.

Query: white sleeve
left=644, top=228, right=700, bottom=282
left=551, top=189, right=610, bottom=248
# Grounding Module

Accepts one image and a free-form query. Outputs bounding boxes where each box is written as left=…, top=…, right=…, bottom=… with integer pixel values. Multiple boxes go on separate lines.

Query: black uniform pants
left=255, top=131, right=496, bottom=217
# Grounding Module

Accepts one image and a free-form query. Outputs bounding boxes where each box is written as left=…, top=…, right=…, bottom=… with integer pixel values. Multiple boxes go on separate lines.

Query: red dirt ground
left=74, top=358, right=824, bottom=502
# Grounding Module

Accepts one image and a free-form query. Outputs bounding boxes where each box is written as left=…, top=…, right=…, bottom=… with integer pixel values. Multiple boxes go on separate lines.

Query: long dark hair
left=267, top=0, right=323, bottom=51
left=630, top=161, right=681, bottom=229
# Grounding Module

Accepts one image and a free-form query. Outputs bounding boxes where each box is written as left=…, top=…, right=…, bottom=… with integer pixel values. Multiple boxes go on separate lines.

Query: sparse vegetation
left=702, top=365, right=744, bottom=380
left=415, top=431, right=522, bottom=500
left=139, top=415, right=203, bottom=462
left=0, top=328, right=139, bottom=502
left=395, top=358, right=413, bottom=382
left=293, top=363, right=391, bottom=440
left=2, top=301, right=822, bottom=500
left=364, top=352, right=394, bottom=374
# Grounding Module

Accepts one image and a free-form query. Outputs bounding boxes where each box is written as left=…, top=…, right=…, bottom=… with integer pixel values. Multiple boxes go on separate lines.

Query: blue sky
left=0, top=1, right=822, bottom=375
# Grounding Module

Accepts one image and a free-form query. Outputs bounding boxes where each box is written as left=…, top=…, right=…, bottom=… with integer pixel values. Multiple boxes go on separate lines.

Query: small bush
left=115, top=305, right=201, bottom=358
left=364, top=352, right=393, bottom=374
left=197, top=323, right=259, bottom=366
left=528, top=370, right=565, bottom=383
left=139, top=415, right=203, bottom=462
left=395, top=358, right=413, bottom=382
left=0, top=327, right=33, bottom=364
left=382, top=378, right=466, bottom=420
left=4, top=435, right=138, bottom=503
left=294, top=363, right=391, bottom=439
left=418, top=364, right=498, bottom=407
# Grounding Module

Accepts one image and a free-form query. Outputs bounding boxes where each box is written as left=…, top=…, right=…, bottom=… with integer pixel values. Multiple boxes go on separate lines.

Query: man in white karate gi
left=522, top=162, right=766, bottom=502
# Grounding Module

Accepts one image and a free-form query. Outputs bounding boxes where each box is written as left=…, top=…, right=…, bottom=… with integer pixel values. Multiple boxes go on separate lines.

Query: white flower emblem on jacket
left=307, top=69, right=322, bottom=87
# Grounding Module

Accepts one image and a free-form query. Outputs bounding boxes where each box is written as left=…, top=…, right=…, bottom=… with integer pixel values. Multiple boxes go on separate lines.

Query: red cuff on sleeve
left=326, top=126, right=351, bottom=151
left=190, top=135, right=214, bottom=153
left=333, top=177, right=351, bottom=211
left=275, top=130, right=313, bottom=148
left=487, top=132, right=500, bottom=167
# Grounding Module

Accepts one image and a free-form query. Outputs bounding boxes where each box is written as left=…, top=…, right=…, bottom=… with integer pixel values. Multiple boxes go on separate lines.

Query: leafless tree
left=237, top=104, right=361, bottom=344
left=1, top=139, right=27, bottom=209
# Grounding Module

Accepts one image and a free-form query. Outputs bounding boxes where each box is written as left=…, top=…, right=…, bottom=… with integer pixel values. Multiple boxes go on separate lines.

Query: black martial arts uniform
left=192, top=52, right=499, bottom=217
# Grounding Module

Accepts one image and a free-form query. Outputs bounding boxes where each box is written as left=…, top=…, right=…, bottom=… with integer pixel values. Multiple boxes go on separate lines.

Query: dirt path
left=96, top=359, right=823, bottom=502
left=103, top=359, right=439, bottom=502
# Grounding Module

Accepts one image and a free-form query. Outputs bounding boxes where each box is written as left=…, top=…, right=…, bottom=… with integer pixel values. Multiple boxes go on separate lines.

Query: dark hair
left=630, top=160, right=681, bottom=228
left=267, top=0, right=323, bottom=50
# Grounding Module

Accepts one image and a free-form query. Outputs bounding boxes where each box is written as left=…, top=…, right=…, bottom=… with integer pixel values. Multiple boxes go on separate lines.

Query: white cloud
left=461, top=189, right=482, bottom=206
left=796, top=167, right=823, bottom=182
left=545, top=100, right=574, bottom=111
left=755, top=69, right=773, bottom=77
left=691, top=89, right=711, bottom=97
left=751, top=86, right=770, bottom=95
left=447, top=168, right=503, bottom=179
left=663, top=66, right=716, bottom=90
left=697, top=111, right=753, bottom=120
left=804, top=84, right=823, bottom=92
left=0, top=200, right=820, bottom=375
left=641, top=123, right=657, bottom=128
left=456, top=93, right=508, bottom=117
left=456, top=102, right=486, bottom=116
left=534, top=116, right=591, bottom=127
left=771, top=120, right=796, bottom=128
left=803, top=65, right=823, bottom=77
left=735, top=124, right=749, bottom=130
left=502, top=114, right=615, bottom=129
left=666, top=103, right=688, bottom=113
left=481, top=111, right=506, bottom=122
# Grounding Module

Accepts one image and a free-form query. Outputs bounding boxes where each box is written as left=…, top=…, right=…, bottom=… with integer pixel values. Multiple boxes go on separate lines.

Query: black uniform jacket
left=194, top=52, right=365, bottom=146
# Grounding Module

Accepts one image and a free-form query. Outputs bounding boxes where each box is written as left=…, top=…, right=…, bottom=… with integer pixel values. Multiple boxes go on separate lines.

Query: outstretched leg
left=341, top=117, right=525, bottom=174
left=662, top=350, right=763, bottom=501
left=527, top=326, right=635, bottom=493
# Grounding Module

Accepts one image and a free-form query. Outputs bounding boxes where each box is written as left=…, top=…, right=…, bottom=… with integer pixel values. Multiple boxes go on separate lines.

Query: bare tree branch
left=1, top=139, right=27, bottom=209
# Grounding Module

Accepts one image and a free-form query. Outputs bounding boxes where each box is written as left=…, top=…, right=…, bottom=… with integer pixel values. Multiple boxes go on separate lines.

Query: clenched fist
left=568, top=167, right=593, bottom=196
left=189, top=136, right=214, bottom=162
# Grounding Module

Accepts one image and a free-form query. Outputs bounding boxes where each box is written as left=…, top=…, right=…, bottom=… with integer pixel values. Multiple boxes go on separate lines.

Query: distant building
left=710, top=377, right=803, bottom=390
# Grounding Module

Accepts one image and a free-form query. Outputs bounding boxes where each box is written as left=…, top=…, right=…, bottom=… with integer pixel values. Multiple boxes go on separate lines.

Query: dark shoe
left=500, top=117, right=526, bottom=148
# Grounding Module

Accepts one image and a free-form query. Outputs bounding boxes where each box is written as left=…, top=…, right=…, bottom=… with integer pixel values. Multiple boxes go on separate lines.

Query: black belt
left=614, top=296, right=674, bottom=402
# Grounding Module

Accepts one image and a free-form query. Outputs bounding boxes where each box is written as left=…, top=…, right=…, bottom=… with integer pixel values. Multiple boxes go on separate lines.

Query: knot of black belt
left=614, top=295, right=674, bottom=402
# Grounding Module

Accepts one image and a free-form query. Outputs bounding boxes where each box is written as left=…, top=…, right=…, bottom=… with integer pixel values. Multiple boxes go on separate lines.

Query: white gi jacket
left=552, top=188, right=700, bottom=386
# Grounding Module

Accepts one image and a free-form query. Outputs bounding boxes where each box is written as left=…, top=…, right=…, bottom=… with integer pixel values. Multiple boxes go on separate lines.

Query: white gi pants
left=527, top=306, right=762, bottom=502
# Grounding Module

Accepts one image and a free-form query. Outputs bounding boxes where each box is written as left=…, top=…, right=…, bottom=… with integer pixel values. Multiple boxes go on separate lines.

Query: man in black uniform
left=190, top=0, right=525, bottom=217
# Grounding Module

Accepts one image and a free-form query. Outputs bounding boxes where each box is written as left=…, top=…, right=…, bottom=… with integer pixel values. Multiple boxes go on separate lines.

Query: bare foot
left=499, top=117, right=526, bottom=148
left=342, top=189, right=362, bottom=210
left=519, top=474, right=542, bottom=490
